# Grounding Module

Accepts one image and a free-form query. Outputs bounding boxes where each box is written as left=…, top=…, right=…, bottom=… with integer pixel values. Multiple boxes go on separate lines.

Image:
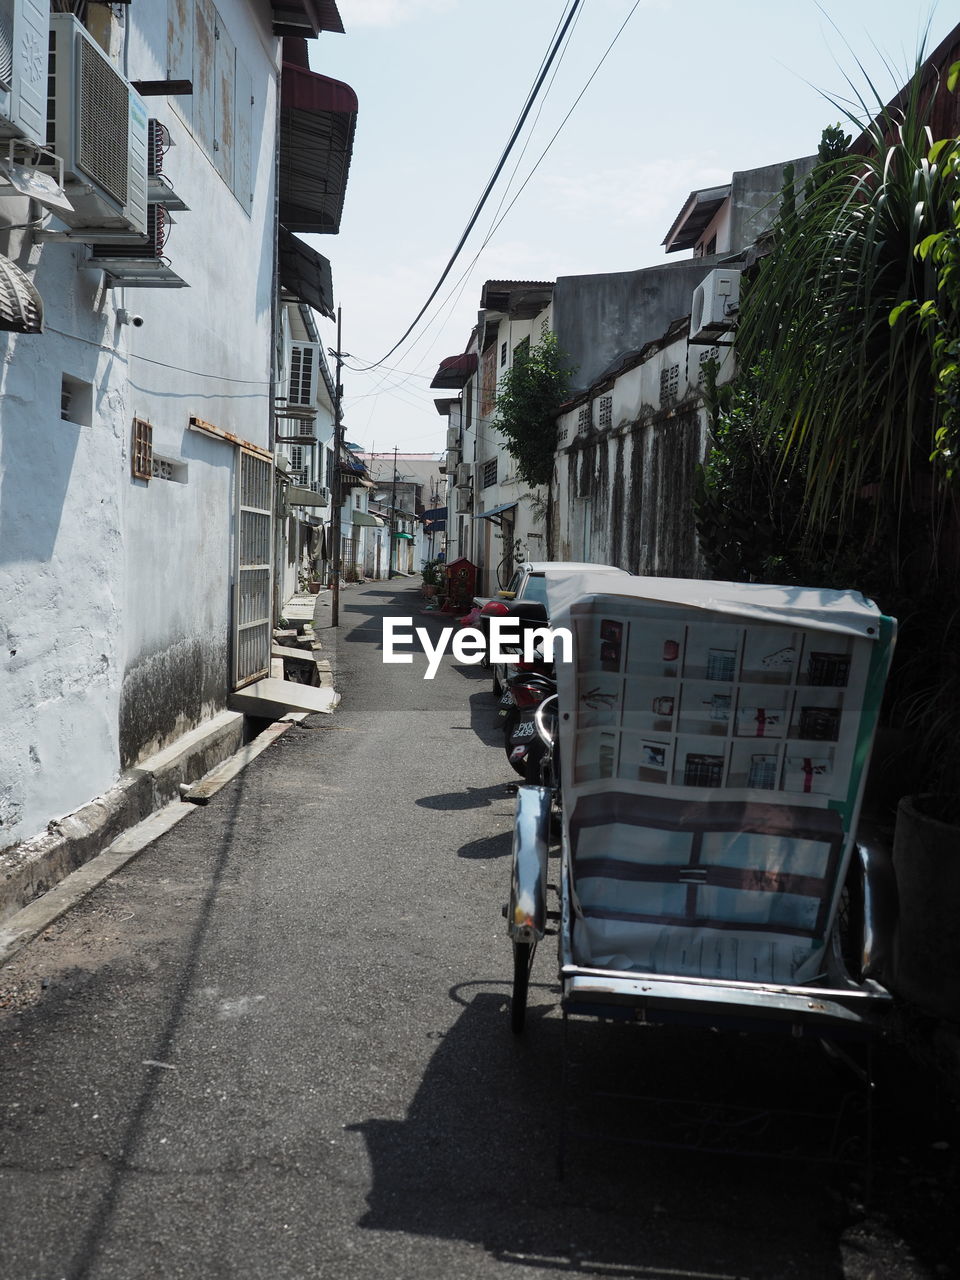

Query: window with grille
left=598, top=395, right=612, bottom=428
left=482, top=458, right=497, bottom=488
left=233, top=450, right=273, bottom=687
left=500, top=341, right=507, bottom=367
left=480, top=346, right=496, bottom=416
left=132, top=418, right=153, bottom=480
left=578, top=405, right=592, bottom=433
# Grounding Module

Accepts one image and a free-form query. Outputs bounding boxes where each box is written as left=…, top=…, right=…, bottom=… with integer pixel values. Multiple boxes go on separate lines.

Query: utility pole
left=388, top=444, right=398, bottom=579
left=328, top=307, right=344, bottom=627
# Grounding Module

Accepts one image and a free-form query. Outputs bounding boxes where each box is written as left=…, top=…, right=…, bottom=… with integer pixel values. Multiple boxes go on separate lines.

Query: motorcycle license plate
left=512, top=720, right=536, bottom=740
left=499, top=690, right=513, bottom=706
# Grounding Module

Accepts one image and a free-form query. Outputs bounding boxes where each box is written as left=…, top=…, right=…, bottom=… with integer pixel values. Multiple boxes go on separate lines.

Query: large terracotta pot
left=892, top=794, right=960, bottom=1021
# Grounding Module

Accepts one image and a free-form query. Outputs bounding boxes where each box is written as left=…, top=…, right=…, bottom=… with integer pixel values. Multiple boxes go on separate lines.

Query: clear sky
left=306, top=0, right=956, bottom=454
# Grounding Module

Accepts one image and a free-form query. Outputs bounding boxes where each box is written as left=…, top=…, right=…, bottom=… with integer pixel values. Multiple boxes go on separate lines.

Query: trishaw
left=506, top=572, right=899, bottom=1162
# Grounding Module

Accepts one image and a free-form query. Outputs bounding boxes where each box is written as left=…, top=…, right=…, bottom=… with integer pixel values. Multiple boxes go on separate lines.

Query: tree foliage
left=493, top=332, right=573, bottom=487
left=694, top=355, right=902, bottom=600
left=699, top=76, right=960, bottom=809
left=736, top=72, right=958, bottom=537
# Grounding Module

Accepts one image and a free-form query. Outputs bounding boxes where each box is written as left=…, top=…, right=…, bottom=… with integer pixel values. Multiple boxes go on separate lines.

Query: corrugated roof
left=271, top=1, right=344, bottom=37
left=279, top=44, right=357, bottom=234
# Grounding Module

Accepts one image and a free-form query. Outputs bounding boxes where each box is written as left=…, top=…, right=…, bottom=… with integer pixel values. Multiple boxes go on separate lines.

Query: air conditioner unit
left=0, top=0, right=48, bottom=148
left=87, top=204, right=187, bottom=287
left=444, top=448, right=459, bottom=473
left=455, top=487, right=473, bottom=514
left=145, top=117, right=187, bottom=210
left=282, top=341, right=322, bottom=417
left=446, top=426, right=459, bottom=450
left=147, top=119, right=169, bottom=178
left=455, top=462, right=472, bottom=488
left=90, top=204, right=166, bottom=261
left=690, top=268, right=741, bottom=343
left=46, top=14, right=148, bottom=238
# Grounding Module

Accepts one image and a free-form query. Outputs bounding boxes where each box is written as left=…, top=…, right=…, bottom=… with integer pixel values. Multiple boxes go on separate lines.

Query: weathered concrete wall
left=0, top=2, right=279, bottom=851
left=727, top=155, right=816, bottom=254
left=552, top=333, right=734, bottom=578
left=552, top=261, right=715, bottom=395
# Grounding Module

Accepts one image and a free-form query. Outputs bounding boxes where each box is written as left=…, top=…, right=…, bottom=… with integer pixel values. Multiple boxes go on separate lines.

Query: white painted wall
left=553, top=332, right=735, bottom=576
left=471, top=303, right=552, bottom=592
left=0, top=1, right=280, bottom=851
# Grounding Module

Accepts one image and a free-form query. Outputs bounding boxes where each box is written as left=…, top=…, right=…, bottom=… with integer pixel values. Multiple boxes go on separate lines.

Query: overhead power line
left=352, top=0, right=584, bottom=372
left=341, top=0, right=642, bottom=412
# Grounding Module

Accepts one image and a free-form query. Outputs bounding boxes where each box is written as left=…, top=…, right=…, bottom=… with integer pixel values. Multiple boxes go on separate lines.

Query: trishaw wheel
left=511, top=940, right=535, bottom=1033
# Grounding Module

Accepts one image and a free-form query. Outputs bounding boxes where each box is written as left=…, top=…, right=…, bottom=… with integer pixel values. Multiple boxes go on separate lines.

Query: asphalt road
left=0, top=581, right=956, bottom=1279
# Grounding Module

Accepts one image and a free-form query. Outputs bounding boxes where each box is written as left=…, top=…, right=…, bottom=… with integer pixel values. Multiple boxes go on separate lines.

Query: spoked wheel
left=511, top=939, right=536, bottom=1033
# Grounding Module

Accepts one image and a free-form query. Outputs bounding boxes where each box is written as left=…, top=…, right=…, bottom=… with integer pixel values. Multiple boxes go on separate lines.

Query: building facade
left=0, top=1, right=355, bottom=861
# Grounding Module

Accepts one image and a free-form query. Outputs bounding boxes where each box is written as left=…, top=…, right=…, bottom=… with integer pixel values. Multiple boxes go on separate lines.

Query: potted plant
left=890, top=602, right=960, bottom=1020
left=298, top=569, right=322, bottom=596
left=421, top=559, right=443, bottom=598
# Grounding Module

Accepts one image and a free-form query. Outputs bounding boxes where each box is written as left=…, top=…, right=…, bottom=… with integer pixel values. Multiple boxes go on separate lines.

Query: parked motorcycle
left=502, top=664, right=557, bottom=781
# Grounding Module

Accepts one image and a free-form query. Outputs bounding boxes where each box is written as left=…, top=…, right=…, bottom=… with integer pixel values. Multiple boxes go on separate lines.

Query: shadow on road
left=346, top=989, right=870, bottom=1278
left=416, top=783, right=514, bottom=812
left=456, top=832, right=512, bottom=860
left=348, top=978, right=960, bottom=1277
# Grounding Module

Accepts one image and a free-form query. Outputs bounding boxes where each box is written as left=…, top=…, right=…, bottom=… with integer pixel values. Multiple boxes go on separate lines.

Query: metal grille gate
left=233, top=449, right=273, bottom=687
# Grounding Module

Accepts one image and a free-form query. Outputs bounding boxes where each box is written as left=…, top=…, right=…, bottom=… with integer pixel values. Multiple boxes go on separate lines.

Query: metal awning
left=352, top=509, right=384, bottom=527
left=0, top=252, right=43, bottom=333
left=422, top=506, right=447, bottom=521
left=272, top=1, right=344, bottom=38
left=473, top=501, right=518, bottom=521
left=279, top=41, right=357, bottom=235
left=430, top=353, right=478, bottom=389
left=287, top=484, right=328, bottom=508
left=394, top=531, right=414, bottom=540
left=279, top=226, right=334, bottom=318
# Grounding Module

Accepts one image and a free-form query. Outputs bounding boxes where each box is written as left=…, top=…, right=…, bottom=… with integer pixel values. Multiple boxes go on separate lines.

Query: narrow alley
left=0, top=582, right=955, bottom=1280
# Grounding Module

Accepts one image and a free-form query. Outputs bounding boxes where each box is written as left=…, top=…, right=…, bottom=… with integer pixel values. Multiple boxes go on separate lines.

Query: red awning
left=429, top=353, right=478, bottom=389
left=279, top=43, right=357, bottom=235
left=271, top=1, right=344, bottom=38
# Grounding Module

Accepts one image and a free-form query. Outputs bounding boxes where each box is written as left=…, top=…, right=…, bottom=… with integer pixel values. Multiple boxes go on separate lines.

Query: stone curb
left=0, top=709, right=247, bottom=929
left=0, top=716, right=308, bottom=967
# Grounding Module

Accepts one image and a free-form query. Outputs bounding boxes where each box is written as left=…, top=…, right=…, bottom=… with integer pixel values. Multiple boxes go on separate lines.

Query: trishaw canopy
left=543, top=572, right=896, bottom=989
